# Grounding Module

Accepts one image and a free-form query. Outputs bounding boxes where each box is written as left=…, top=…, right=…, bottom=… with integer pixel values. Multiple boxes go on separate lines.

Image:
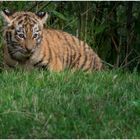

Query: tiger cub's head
left=1, top=9, right=48, bottom=61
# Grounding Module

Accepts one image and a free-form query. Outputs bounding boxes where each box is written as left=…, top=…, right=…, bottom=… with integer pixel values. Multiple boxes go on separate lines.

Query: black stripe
left=6, top=31, right=12, bottom=43
left=83, top=56, right=92, bottom=71
left=47, top=31, right=58, bottom=69
left=46, top=40, right=52, bottom=65
left=63, top=34, right=75, bottom=68
left=70, top=37, right=80, bottom=68
left=5, top=31, right=9, bottom=42
left=55, top=30, right=62, bottom=40
left=33, top=57, right=44, bottom=67
left=59, top=33, right=70, bottom=68
left=36, top=36, right=42, bottom=45
left=16, top=16, right=23, bottom=21
left=6, top=31, right=11, bottom=43
left=18, top=20, right=24, bottom=24
left=72, top=53, right=81, bottom=68
left=39, top=64, right=49, bottom=70
left=9, top=32, right=12, bottom=42
left=93, top=56, right=97, bottom=69
left=33, top=40, right=52, bottom=68
left=79, top=53, right=87, bottom=69
left=92, top=56, right=98, bottom=70
left=55, top=31, right=64, bottom=65
left=78, top=42, right=86, bottom=69
left=33, top=49, right=46, bottom=67
left=56, top=31, right=72, bottom=68
left=6, top=31, right=15, bottom=51
left=65, top=46, right=70, bottom=68
left=9, top=32, right=17, bottom=49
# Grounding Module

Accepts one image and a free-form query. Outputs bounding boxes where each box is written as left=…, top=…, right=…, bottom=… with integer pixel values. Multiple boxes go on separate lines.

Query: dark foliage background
left=0, top=1, right=140, bottom=71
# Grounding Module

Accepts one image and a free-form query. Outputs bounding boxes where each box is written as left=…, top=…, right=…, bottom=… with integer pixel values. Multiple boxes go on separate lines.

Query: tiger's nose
left=25, top=47, right=33, bottom=53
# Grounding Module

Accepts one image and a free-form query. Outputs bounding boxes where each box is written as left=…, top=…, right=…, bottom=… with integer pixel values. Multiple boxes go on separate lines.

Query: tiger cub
left=1, top=9, right=102, bottom=72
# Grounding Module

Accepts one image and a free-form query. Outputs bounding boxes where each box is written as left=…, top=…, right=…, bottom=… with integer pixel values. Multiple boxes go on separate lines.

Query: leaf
left=94, top=24, right=107, bottom=35
left=135, top=18, right=140, bottom=35
left=52, top=11, right=67, bottom=21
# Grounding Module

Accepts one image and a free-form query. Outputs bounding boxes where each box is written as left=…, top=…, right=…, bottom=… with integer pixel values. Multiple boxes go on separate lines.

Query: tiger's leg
left=49, top=57, right=64, bottom=72
left=3, top=47, right=18, bottom=69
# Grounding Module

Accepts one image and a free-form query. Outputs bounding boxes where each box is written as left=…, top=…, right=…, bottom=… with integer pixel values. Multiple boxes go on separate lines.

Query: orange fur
left=1, top=11, right=102, bottom=72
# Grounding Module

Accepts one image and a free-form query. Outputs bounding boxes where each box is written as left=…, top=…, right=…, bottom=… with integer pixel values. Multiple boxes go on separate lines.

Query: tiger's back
left=1, top=10, right=102, bottom=72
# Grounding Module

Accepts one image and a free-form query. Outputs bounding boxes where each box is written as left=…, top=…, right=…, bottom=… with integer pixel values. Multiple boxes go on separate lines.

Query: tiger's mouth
left=10, top=51, right=30, bottom=61
left=8, top=46, right=34, bottom=61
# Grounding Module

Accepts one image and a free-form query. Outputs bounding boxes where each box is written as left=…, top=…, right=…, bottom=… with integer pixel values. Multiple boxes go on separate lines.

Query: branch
left=120, top=56, right=140, bottom=69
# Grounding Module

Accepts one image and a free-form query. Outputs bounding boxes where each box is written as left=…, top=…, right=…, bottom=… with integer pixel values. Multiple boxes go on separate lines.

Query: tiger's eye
left=33, top=33, right=38, bottom=38
left=18, top=34, right=25, bottom=39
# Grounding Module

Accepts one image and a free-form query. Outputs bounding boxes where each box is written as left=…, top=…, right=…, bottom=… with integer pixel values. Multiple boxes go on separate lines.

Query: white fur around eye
left=32, top=25, right=40, bottom=39
left=16, top=25, right=23, bottom=32
left=15, top=26, right=26, bottom=39
left=33, top=24, right=39, bottom=32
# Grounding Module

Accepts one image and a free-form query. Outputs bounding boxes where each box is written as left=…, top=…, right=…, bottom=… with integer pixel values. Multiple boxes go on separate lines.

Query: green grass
left=0, top=69, right=140, bottom=138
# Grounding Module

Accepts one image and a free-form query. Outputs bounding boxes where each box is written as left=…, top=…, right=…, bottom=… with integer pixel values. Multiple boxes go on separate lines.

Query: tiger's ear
left=36, top=11, right=48, bottom=24
left=1, top=9, right=13, bottom=24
